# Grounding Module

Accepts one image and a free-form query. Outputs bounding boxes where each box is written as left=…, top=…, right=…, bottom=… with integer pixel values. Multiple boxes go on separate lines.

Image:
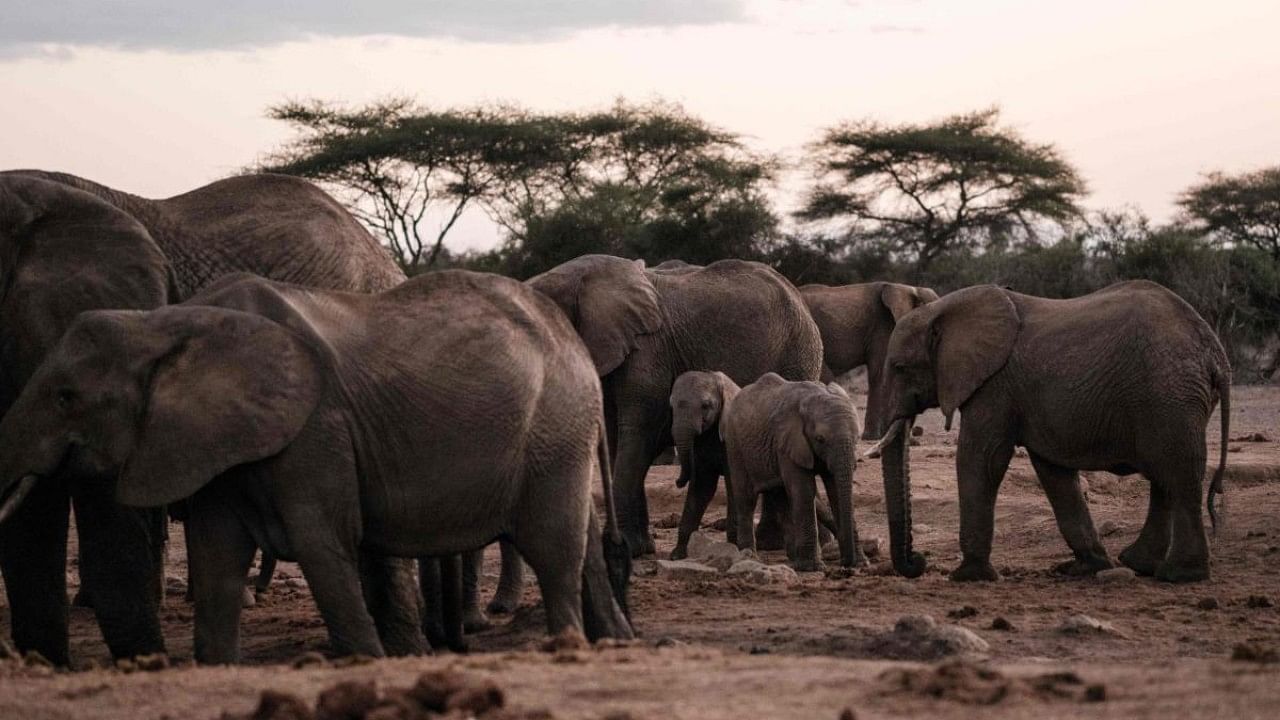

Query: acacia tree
left=261, top=98, right=522, bottom=271
left=1179, top=166, right=1280, bottom=260
left=797, top=107, right=1086, bottom=275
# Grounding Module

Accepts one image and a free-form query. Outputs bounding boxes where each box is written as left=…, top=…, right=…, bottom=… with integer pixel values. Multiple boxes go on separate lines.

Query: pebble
left=1057, top=614, right=1123, bottom=637
left=1097, top=520, right=1122, bottom=536
left=1096, top=567, right=1136, bottom=583
left=1245, top=595, right=1274, bottom=609
left=990, top=617, right=1015, bottom=632
left=1197, top=597, right=1220, bottom=611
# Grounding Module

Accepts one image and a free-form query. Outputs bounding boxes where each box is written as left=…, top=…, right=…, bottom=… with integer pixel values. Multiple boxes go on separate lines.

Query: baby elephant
left=722, top=373, right=865, bottom=571
left=668, top=371, right=841, bottom=561
left=0, top=271, right=633, bottom=663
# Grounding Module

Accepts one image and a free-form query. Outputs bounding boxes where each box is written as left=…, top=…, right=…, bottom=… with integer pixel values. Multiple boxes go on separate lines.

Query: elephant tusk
left=864, top=420, right=905, bottom=458
left=0, top=475, right=39, bottom=526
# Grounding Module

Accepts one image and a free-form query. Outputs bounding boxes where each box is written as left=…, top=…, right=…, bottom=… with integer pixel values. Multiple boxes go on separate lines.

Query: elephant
left=873, top=280, right=1231, bottom=583
left=527, top=255, right=824, bottom=557
left=0, top=170, right=409, bottom=666
left=722, top=373, right=864, bottom=571
left=667, top=371, right=842, bottom=561
left=799, top=282, right=938, bottom=440
left=0, top=270, right=633, bottom=664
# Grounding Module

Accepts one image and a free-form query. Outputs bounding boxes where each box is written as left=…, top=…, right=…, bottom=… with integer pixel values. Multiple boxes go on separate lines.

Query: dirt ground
left=1, top=386, right=1278, bottom=719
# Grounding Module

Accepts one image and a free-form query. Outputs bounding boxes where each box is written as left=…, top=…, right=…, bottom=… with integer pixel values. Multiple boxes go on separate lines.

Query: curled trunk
left=880, top=418, right=926, bottom=578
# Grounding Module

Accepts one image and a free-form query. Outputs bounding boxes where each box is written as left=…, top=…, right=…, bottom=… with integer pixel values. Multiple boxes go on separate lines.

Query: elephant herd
left=0, top=170, right=1232, bottom=668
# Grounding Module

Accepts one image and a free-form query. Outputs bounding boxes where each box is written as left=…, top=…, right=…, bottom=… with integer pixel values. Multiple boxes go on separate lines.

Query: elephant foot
left=788, top=555, right=823, bottom=573
left=949, top=561, right=999, bottom=582
left=1155, top=559, right=1210, bottom=583
left=821, top=541, right=841, bottom=563
left=1118, top=544, right=1162, bottom=577
left=1052, top=555, right=1114, bottom=577
left=670, top=545, right=689, bottom=561
left=486, top=596, right=519, bottom=616
left=463, top=608, right=492, bottom=634
left=626, top=530, right=656, bottom=557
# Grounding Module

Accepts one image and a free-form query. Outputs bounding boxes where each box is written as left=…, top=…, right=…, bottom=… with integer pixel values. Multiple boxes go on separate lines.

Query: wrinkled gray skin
left=529, top=256, right=824, bottom=557
left=722, top=374, right=865, bottom=571
left=878, top=281, right=1231, bottom=583
left=667, top=371, right=841, bottom=561
left=800, top=282, right=938, bottom=440
left=0, top=272, right=633, bottom=664
left=0, top=171, right=409, bottom=666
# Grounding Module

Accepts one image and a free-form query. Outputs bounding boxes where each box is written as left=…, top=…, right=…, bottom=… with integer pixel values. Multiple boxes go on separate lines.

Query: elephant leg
left=512, top=524, right=586, bottom=640
left=461, top=548, right=492, bottom=632
left=486, top=539, right=525, bottom=617
left=419, top=557, right=447, bottom=650
left=1119, top=475, right=1173, bottom=576
left=816, top=494, right=840, bottom=560
left=950, top=424, right=1014, bottom=582
left=783, top=469, right=821, bottom=572
left=438, top=554, right=467, bottom=652
left=1030, top=453, right=1114, bottom=576
left=724, top=468, right=738, bottom=545
left=754, top=492, right=788, bottom=551
left=292, top=540, right=384, bottom=660
left=71, top=484, right=167, bottom=661
left=613, top=424, right=663, bottom=557
left=1154, top=454, right=1211, bottom=583
left=254, top=550, right=277, bottom=595
left=187, top=493, right=256, bottom=665
left=0, top=478, right=71, bottom=666
left=360, top=553, right=426, bottom=657
left=672, top=467, right=719, bottom=560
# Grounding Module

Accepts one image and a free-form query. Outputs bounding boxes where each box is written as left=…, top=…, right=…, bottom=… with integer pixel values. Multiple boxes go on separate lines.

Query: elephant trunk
left=672, top=422, right=700, bottom=489
left=879, top=418, right=926, bottom=578
left=0, top=377, right=67, bottom=525
left=830, top=442, right=859, bottom=567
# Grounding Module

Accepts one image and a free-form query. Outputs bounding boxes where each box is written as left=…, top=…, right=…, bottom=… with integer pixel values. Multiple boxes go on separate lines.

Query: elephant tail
left=1208, top=366, right=1231, bottom=532
left=596, top=410, right=631, bottom=619
left=596, top=412, right=622, bottom=547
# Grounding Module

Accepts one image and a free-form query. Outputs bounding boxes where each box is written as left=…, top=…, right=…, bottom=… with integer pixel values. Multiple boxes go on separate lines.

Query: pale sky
left=3, top=0, right=1278, bottom=251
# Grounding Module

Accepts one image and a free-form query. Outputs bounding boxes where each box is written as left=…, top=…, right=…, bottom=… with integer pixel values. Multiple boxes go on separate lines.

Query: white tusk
left=0, top=475, right=39, bottom=526
left=863, top=420, right=905, bottom=458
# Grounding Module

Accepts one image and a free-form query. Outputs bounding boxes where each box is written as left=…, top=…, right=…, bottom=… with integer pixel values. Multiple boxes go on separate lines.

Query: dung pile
left=221, top=669, right=552, bottom=720
left=878, top=659, right=1106, bottom=705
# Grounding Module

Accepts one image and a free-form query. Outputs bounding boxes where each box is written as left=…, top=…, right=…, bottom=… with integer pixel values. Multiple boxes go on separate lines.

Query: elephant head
left=668, top=371, right=738, bottom=488
left=527, top=255, right=663, bottom=376
left=0, top=306, right=322, bottom=523
left=0, top=176, right=174, bottom=403
left=872, top=285, right=1021, bottom=578
left=864, top=283, right=940, bottom=439
left=778, top=383, right=862, bottom=567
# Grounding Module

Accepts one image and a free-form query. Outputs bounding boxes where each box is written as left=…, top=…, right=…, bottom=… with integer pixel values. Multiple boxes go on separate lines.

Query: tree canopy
left=1179, top=166, right=1280, bottom=259
left=797, top=107, right=1087, bottom=275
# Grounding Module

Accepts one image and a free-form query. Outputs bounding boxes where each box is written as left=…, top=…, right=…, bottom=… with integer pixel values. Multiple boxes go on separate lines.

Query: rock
left=285, top=578, right=307, bottom=590
left=133, top=653, right=169, bottom=672
left=1231, top=432, right=1271, bottom=442
left=1096, top=567, right=1136, bottom=583
left=706, top=517, right=729, bottom=532
left=1197, top=597, right=1220, bottom=611
left=409, top=670, right=469, bottom=712
left=654, top=637, right=687, bottom=648
left=539, top=628, right=589, bottom=653
left=909, top=437, right=922, bottom=447
left=1246, top=595, right=1274, bottom=609
left=315, top=681, right=378, bottom=720
left=445, top=681, right=505, bottom=715
left=687, top=531, right=745, bottom=570
left=242, top=586, right=257, bottom=608
left=655, top=559, right=719, bottom=580
left=990, top=617, right=1015, bottom=632
left=653, top=512, right=680, bottom=529
left=860, top=537, right=883, bottom=559
left=911, top=425, right=924, bottom=437
left=1084, top=684, right=1107, bottom=702
left=1058, top=614, right=1123, bottom=637
left=290, top=651, right=329, bottom=669
left=868, top=615, right=990, bottom=660
left=1097, top=520, right=1122, bottom=536
left=1232, top=642, right=1279, bottom=664
left=725, top=559, right=800, bottom=585
left=947, top=606, right=978, bottom=619
left=223, top=690, right=314, bottom=720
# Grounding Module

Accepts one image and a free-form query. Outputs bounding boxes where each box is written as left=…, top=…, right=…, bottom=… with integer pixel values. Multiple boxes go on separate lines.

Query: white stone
left=1058, top=614, right=1123, bottom=636
left=725, top=559, right=799, bottom=585
left=655, top=559, right=719, bottom=580
left=1096, top=567, right=1136, bottom=583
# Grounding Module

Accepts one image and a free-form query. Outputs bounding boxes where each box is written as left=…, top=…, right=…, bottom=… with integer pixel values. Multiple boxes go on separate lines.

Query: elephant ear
left=713, top=371, right=741, bottom=441
left=929, top=286, right=1020, bottom=418
left=776, top=396, right=815, bottom=469
left=116, top=307, right=324, bottom=507
left=0, top=176, right=170, bottom=382
left=528, top=255, right=662, bottom=376
left=881, top=283, right=933, bottom=321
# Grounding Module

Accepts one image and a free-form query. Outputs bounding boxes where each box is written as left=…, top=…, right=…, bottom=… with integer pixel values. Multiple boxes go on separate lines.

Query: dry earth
left=1, top=386, right=1278, bottom=719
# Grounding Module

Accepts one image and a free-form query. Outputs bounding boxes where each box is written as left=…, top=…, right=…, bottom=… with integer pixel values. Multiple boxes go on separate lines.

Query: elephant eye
left=700, top=399, right=713, bottom=410
left=815, top=433, right=827, bottom=444
left=55, top=388, right=76, bottom=410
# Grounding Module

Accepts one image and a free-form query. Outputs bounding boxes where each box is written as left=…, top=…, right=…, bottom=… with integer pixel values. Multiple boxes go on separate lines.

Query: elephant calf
left=721, top=373, right=865, bottom=571
left=0, top=271, right=633, bottom=663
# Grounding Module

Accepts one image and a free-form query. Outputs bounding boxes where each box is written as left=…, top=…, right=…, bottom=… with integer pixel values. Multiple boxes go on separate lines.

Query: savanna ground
left=1, top=386, right=1278, bottom=719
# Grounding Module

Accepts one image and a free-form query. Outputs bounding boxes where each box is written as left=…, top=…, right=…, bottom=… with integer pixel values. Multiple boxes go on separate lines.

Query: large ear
left=880, top=283, right=934, bottom=321
left=930, top=286, right=1020, bottom=417
left=776, top=397, right=815, bottom=469
left=528, top=255, right=662, bottom=375
left=0, top=177, right=170, bottom=382
left=712, top=371, right=740, bottom=440
left=116, top=307, right=324, bottom=507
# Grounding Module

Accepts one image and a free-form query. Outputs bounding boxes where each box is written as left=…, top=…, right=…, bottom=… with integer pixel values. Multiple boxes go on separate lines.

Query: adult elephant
left=873, top=281, right=1231, bottom=582
left=528, top=255, right=824, bottom=556
left=0, top=171, right=406, bottom=666
left=799, top=282, right=938, bottom=440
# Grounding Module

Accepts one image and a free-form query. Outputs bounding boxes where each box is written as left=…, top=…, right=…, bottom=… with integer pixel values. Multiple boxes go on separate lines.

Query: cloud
left=0, top=1, right=747, bottom=56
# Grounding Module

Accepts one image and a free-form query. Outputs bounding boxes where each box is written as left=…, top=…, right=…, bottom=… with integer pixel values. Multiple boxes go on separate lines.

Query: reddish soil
left=2, top=386, right=1278, bottom=719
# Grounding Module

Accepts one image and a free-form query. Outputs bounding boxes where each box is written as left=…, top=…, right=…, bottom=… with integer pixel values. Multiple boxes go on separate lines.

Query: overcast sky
left=3, top=0, right=1278, bottom=250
